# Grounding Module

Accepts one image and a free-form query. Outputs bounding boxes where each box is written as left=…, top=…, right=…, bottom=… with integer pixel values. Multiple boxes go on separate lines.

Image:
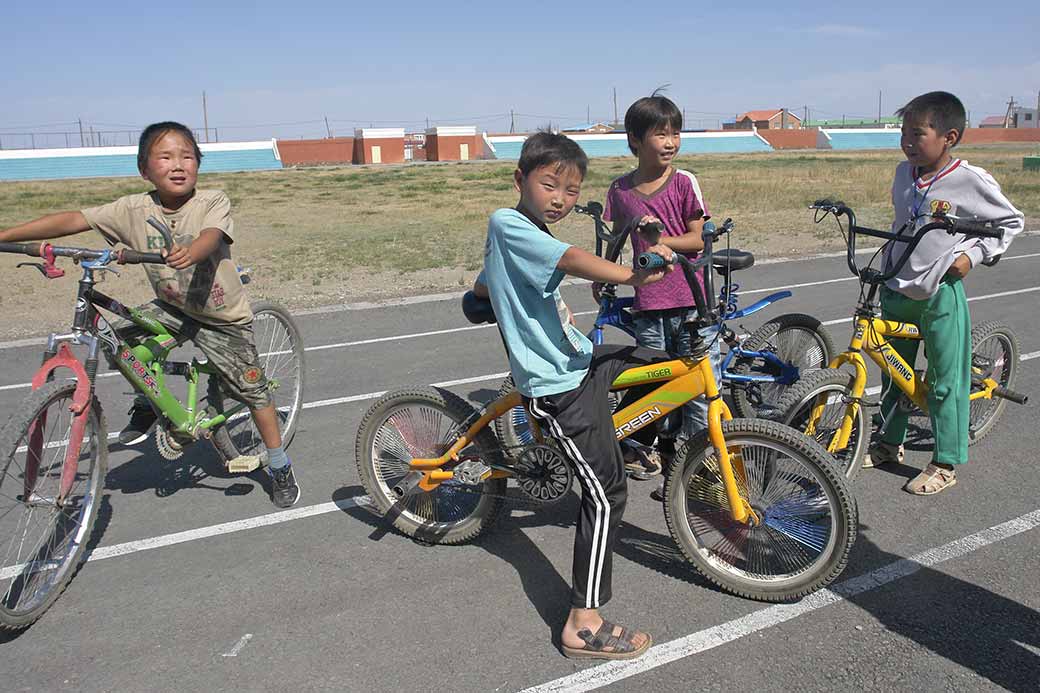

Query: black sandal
left=562, top=620, right=652, bottom=660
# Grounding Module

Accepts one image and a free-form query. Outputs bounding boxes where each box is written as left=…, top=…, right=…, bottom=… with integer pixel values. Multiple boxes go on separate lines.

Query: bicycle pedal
left=226, top=455, right=263, bottom=473
left=454, top=459, right=492, bottom=485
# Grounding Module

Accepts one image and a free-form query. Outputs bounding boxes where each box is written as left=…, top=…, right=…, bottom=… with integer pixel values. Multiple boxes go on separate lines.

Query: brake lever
left=16, top=243, right=64, bottom=278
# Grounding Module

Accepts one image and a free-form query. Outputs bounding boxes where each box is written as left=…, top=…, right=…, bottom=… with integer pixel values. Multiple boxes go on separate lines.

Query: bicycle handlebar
left=635, top=218, right=731, bottom=327
left=809, top=200, right=1005, bottom=283
left=0, top=241, right=165, bottom=266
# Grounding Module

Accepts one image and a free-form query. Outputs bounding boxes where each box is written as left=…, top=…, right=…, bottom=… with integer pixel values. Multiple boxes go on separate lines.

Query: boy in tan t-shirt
left=0, top=122, right=300, bottom=508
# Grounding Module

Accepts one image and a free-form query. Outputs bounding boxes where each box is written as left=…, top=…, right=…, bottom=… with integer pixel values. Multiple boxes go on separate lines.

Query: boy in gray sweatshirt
left=864, top=91, right=1023, bottom=494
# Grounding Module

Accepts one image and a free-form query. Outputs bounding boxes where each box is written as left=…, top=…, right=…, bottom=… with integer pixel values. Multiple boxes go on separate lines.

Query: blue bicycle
left=491, top=203, right=836, bottom=451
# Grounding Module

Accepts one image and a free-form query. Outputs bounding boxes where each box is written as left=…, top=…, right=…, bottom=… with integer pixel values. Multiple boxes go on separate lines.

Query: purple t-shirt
left=604, top=168, right=709, bottom=312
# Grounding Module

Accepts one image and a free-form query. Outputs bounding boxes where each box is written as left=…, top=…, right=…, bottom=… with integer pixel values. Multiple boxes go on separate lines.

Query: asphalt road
left=2, top=235, right=1039, bottom=692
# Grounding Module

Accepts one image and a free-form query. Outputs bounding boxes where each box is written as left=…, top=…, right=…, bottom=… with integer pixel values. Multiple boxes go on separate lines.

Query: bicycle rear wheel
left=0, top=380, right=107, bottom=631
left=355, top=386, right=505, bottom=544
left=663, top=418, right=857, bottom=601
left=968, top=321, right=1019, bottom=445
left=212, top=300, right=305, bottom=460
left=729, top=313, right=836, bottom=419
left=494, top=375, right=621, bottom=455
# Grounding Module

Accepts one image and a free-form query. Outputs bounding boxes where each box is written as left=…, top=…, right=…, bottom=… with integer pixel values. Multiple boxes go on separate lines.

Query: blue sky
left=2, top=0, right=1038, bottom=146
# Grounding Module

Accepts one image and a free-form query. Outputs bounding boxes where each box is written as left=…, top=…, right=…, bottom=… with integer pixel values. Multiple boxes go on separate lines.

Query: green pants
left=878, top=279, right=971, bottom=465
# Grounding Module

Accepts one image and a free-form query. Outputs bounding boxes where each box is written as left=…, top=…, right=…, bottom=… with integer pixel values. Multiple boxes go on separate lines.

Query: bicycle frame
left=84, top=288, right=248, bottom=436
left=810, top=314, right=1002, bottom=454
left=408, top=352, right=758, bottom=525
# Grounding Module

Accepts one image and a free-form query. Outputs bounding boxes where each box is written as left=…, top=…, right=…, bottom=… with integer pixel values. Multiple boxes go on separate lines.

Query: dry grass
left=1, top=145, right=1037, bottom=339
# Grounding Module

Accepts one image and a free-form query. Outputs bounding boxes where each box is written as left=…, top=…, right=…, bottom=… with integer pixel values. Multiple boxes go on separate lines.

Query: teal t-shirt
left=479, top=208, right=593, bottom=398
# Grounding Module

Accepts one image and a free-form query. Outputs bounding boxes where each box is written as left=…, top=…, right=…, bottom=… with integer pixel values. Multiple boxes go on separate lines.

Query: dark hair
left=624, top=92, right=683, bottom=155
left=896, top=92, right=966, bottom=146
left=137, top=121, right=203, bottom=172
left=517, top=131, right=588, bottom=179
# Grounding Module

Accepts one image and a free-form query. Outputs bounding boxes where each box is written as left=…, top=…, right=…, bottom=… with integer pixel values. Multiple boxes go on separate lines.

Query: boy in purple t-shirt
left=602, top=94, right=722, bottom=489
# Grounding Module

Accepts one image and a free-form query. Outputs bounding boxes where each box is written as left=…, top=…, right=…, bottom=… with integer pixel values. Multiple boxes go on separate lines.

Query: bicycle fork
left=25, top=335, right=99, bottom=505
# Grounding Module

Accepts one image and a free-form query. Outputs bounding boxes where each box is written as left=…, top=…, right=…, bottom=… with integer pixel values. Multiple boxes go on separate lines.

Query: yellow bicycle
left=774, top=201, right=1028, bottom=480
left=355, top=227, right=858, bottom=601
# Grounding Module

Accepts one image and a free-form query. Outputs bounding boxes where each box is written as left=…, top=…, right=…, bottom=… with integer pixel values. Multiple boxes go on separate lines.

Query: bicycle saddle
left=713, top=249, right=754, bottom=272
left=462, top=291, right=497, bottom=325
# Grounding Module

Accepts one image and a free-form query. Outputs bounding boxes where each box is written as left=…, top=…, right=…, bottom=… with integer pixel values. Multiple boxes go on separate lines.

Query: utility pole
left=510, top=110, right=515, bottom=133
left=878, top=90, right=882, bottom=125
left=78, top=118, right=85, bottom=147
left=613, top=87, right=618, bottom=127
left=202, top=91, right=210, bottom=142
left=587, top=105, right=590, bottom=123
left=324, top=116, right=333, bottom=138
left=803, top=105, right=808, bottom=125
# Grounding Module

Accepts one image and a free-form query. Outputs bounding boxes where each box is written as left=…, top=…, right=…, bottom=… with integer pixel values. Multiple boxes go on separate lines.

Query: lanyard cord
left=886, top=158, right=958, bottom=272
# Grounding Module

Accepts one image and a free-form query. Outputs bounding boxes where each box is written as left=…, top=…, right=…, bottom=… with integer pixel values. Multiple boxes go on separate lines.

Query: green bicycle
left=0, top=225, right=304, bottom=630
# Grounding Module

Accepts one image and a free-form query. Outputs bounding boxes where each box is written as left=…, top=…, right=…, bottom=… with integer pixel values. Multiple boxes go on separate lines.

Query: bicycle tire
left=729, top=313, right=837, bottom=420
left=968, top=321, right=1020, bottom=446
left=771, top=368, right=867, bottom=481
left=211, top=300, right=305, bottom=460
left=0, top=380, right=107, bottom=631
left=355, top=386, right=505, bottom=544
left=662, top=417, right=857, bottom=601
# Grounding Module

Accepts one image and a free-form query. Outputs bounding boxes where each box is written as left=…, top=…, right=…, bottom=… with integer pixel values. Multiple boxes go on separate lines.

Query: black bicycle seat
left=713, top=249, right=754, bottom=272
left=462, top=291, right=497, bottom=324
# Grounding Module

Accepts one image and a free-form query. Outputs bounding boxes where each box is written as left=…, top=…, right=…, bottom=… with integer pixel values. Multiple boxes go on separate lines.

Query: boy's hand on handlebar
left=636, top=215, right=663, bottom=243
left=946, top=253, right=972, bottom=279
left=163, top=243, right=196, bottom=270
left=631, top=243, right=673, bottom=286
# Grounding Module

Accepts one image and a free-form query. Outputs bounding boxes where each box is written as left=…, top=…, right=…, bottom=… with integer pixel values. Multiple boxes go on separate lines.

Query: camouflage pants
left=115, top=300, right=272, bottom=410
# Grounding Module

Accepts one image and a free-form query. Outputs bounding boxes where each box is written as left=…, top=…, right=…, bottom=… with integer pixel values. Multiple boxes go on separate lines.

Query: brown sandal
left=562, top=620, right=652, bottom=660
left=904, top=463, right=957, bottom=495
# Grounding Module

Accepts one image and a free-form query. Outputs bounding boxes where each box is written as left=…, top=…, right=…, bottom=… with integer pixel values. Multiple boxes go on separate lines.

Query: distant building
left=1012, top=107, right=1039, bottom=129
left=561, top=122, right=616, bottom=134
left=978, top=115, right=1008, bottom=129
left=977, top=108, right=1039, bottom=129
left=724, top=109, right=801, bottom=130
left=804, top=117, right=900, bottom=129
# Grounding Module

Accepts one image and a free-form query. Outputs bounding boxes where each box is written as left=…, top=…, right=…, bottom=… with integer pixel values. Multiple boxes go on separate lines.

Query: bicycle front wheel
left=355, top=386, right=505, bottom=544
left=214, top=300, right=305, bottom=459
left=0, top=380, right=107, bottom=631
left=730, top=313, right=836, bottom=419
left=663, top=418, right=857, bottom=601
left=772, top=368, right=867, bottom=481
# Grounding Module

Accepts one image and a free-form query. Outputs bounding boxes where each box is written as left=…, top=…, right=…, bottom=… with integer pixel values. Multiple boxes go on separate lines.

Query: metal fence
left=0, top=128, right=219, bottom=151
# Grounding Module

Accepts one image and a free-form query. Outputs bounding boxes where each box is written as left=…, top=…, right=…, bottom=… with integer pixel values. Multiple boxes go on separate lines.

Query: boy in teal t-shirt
left=475, top=132, right=671, bottom=661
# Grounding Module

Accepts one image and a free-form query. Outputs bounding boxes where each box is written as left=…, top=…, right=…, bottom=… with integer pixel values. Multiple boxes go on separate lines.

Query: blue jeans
left=632, top=309, right=722, bottom=440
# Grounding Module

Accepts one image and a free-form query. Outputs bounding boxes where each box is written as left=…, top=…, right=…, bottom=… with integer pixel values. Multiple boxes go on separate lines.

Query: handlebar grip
left=952, top=221, right=1003, bottom=240
left=636, top=252, right=670, bottom=269
left=993, top=385, right=1028, bottom=405
left=118, top=249, right=166, bottom=265
left=0, top=241, right=43, bottom=256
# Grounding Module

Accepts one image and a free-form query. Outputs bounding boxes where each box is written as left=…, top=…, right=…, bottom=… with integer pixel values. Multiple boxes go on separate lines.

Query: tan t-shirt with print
left=82, top=190, right=252, bottom=325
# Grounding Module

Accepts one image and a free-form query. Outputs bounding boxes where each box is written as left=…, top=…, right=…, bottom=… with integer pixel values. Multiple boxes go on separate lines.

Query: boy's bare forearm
left=0, top=212, right=90, bottom=243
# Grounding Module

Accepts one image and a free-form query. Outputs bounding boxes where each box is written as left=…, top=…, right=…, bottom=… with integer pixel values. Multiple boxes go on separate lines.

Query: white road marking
left=519, top=508, right=1040, bottom=693
left=0, top=495, right=370, bottom=581
left=3, top=283, right=1037, bottom=395
left=221, top=633, right=253, bottom=658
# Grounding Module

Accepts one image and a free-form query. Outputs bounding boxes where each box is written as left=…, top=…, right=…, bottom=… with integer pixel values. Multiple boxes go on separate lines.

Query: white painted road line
left=0, top=495, right=370, bottom=581
left=519, top=508, right=1040, bottom=693
left=221, top=634, right=253, bottom=658
left=3, top=283, right=1038, bottom=395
